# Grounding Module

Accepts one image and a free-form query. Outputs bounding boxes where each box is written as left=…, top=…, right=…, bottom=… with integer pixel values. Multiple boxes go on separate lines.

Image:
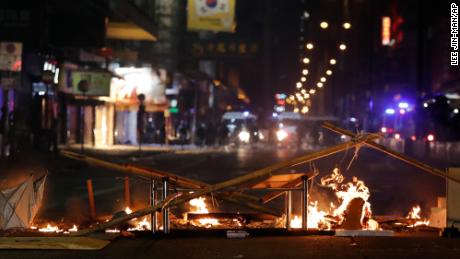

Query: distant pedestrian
left=196, top=123, right=206, bottom=146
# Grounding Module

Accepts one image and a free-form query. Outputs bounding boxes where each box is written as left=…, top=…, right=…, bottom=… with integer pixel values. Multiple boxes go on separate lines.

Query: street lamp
left=78, top=80, right=89, bottom=154
left=329, top=59, right=337, bottom=65
left=320, top=21, right=329, bottom=29
left=343, top=22, right=351, bottom=30
left=302, top=57, right=310, bottom=64
left=326, top=70, right=332, bottom=75
left=339, top=44, right=347, bottom=51
left=306, top=43, right=314, bottom=50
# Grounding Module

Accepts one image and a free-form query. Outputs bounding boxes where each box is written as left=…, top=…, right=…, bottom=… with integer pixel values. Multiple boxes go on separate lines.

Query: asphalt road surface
left=1, top=235, right=460, bottom=259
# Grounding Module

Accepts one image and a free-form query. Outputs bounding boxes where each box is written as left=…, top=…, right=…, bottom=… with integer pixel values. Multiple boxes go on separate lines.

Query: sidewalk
left=59, top=143, right=232, bottom=155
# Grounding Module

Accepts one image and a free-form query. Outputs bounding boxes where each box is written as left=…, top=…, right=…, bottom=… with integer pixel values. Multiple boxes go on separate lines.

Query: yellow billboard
left=187, top=0, right=236, bottom=32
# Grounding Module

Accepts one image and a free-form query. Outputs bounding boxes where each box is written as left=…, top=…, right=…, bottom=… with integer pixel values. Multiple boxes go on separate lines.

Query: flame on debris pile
left=127, top=217, right=151, bottom=231
left=38, top=224, right=63, bottom=233
left=290, top=216, right=302, bottom=228
left=406, top=205, right=430, bottom=227
left=289, top=168, right=380, bottom=230
left=321, top=168, right=378, bottom=230
left=32, top=223, right=78, bottom=234
left=186, top=197, right=220, bottom=228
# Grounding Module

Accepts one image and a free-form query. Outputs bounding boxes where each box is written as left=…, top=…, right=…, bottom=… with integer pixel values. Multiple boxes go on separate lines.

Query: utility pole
left=78, top=80, right=89, bottom=153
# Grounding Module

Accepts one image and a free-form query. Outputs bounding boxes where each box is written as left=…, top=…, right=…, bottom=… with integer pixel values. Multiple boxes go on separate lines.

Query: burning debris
left=286, top=168, right=379, bottom=231
left=406, top=205, right=430, bottom=227
left=180, top=197, right=221, bottom=228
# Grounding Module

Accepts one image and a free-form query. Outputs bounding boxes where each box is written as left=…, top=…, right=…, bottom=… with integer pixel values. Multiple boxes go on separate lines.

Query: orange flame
left=188, top=197, right=220, bottom=227
left=406, top=205, right=429, bottom=227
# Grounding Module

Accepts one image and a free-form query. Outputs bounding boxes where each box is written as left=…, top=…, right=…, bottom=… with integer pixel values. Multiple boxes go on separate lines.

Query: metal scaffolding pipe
left=150, top=178, right=157, bottom=234
left=285, top=191, right=292, bottom=229
left=162, top=177, right=169, bottom=234
left=301, top=176, right=308, bottom=229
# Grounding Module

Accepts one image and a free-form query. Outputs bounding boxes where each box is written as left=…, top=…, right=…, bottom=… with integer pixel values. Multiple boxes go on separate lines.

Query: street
left=1, top=235, right=460, bottom=259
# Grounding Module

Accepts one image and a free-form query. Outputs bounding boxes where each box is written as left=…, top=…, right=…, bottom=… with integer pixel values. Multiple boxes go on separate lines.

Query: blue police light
left=385, top=108, right=395, bottom=115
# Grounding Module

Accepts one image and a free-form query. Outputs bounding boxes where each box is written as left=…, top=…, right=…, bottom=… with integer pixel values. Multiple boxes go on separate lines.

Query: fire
left=196, top=218, right=220, bottom=228
left=406, top=205, right=429, bottom=227
left=287, top=202, right=330, bottom=229
left=69, top=224, right=78, bottom=232
left=124, top=207, right=133, bottom=214
left=38, top=224, right=63, bottom=233
left=320, top=168, right=378, bottom=230
left=189, top=197, right=209, bottom=214
left=308, top=201, right=330, bottom=229
left=128, top=217, right=151, bottom=231
left=407, top=205, right=421, bottom=219
left=187, top=197, right=220, bottom=227
left=290, top=215, right=302, bottom=228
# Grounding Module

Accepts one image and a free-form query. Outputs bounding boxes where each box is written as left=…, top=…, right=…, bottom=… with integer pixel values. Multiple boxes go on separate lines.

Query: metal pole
left=150, top=178, right=157, bottom=234
left=162, top=177, right=169, bottom=234
left=302, top=176, right=308, bottom=229
left=86, top=179, right=96, bottom=219
left=81, top=92, right=85, bottom=153
left=285, top=191, right=292, bottom=229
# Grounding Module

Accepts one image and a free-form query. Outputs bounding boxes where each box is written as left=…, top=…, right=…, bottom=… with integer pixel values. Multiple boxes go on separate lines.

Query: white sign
left=0, top=42, right=22, bottom=72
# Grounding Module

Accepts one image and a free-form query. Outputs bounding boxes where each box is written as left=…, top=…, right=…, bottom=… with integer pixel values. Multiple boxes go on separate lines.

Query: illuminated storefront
left=111, top=67, right=167, bottom=145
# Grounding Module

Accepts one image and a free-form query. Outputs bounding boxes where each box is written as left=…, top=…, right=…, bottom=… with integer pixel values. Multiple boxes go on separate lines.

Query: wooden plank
left=250, top=173, right=306, bottom=189
left=260, top=172, right=318, bottom=204
left=0, top=237, right=110, bottom=250
left=322, top=122, right=460, bottom=183
left=72, top=138, right=376, bottom=236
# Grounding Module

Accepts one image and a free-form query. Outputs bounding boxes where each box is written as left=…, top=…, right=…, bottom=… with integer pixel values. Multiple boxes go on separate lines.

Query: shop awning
left=106, top=22, right=156, bottom=41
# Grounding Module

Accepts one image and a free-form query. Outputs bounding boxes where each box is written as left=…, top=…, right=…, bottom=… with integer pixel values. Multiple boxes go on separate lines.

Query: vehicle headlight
left=259, top=132, right=265, bottom=140
left=276, top=129, right=288, bottom=141
left=238, top=130, right=250, bottom=143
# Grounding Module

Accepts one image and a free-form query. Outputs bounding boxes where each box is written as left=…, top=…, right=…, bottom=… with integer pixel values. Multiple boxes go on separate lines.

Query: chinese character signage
left=187, top=0, right=236, bottom=32
left=190, top=40, right=259, bottom=59
left=0, top=42, right=22, bottom=72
